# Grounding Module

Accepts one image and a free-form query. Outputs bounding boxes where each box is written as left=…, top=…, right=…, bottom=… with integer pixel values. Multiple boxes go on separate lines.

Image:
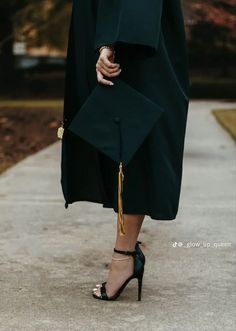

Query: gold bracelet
left=99, top=45, right=115, bottom=53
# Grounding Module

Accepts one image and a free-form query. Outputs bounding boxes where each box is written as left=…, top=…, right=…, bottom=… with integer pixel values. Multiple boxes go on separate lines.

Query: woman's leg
left=115, top=214, right=145, bottom=251
left=93, top=213, right=145, bottom=297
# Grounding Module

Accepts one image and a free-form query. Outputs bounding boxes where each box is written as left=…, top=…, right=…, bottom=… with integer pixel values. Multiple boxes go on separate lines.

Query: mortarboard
left=67, top=78, right=164, bottom=235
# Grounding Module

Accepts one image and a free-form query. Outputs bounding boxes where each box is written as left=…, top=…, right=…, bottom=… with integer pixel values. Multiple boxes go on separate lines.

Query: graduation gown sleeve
left=94, top=0, right=163, bottom=55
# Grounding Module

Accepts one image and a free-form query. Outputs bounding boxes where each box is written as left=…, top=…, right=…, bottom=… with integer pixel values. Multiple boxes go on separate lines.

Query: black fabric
left=60, top=0, right=190, bottom=220
left=68, top=78, right=163, bottom=166
left=94, top=0, right=163, bottom=57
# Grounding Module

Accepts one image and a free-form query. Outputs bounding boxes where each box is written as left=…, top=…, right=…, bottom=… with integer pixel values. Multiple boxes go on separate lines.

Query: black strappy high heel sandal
left=92, top=246, right=145, bottom=301
left=135, top=241, right=146, bottom=265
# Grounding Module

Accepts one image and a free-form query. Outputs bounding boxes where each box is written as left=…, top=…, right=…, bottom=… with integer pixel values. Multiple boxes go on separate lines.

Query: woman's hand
left=96, top=47, right=122, bottom=86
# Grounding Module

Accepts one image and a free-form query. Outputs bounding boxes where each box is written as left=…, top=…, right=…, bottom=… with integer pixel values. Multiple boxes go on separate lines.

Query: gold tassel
left=118, top=162, right=125, bottom=236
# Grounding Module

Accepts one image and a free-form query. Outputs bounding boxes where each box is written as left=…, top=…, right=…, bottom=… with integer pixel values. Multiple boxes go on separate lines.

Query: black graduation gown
left=60, top=0, right=190, bottom=220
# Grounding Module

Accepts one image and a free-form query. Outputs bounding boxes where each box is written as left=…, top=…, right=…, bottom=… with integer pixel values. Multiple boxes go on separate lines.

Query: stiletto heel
left=92, top=244, right=145, bottom=301
left=138, top=273, right=143, bottom=301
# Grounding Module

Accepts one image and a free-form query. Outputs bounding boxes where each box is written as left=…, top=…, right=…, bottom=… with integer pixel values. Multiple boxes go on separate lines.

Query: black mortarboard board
left=68, top=78, right=163, bottom=235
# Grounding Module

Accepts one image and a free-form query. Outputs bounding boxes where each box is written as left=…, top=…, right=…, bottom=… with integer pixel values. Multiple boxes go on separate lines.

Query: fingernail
left=109, top=82, right=114, bottom=86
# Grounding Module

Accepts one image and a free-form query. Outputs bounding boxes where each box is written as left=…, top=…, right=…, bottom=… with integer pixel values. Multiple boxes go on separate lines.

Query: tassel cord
left=116, top=118, right=125, bottom=236
left=118, top=161, right=125, bottom=235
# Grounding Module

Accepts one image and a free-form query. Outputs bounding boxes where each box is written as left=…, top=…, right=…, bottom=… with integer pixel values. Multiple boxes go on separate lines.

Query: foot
left=92, top=251, right=134, bottom=298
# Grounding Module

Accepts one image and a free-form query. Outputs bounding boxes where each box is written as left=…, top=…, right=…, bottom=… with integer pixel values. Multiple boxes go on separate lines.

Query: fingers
left=96, top=69, right=114, bottom=86
left=103, top=56, right=119, bottom=69
left=97, top=61, right=120, bottom=75
left=96, top=51, right=122, bottom=85
left=96, top=63, right=122, bottom=78
left=99, top=54, right=119, bottom=69
left=97, top=54, right=120, bottom=73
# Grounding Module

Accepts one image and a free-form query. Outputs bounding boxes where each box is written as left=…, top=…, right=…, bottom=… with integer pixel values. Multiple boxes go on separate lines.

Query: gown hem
left=64, top=198, right=177, bottom=221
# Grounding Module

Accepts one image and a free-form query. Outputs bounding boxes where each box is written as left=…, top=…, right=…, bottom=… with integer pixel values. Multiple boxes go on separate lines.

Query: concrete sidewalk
left=0, top=101, right=235, bottom=331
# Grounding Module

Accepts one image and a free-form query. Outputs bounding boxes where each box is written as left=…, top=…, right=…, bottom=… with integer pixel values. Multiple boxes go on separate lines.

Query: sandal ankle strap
left=114, top=248, right=136, bottom=256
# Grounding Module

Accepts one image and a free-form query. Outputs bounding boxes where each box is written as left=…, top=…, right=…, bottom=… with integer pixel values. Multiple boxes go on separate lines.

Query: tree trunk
left=0, top=4, right=15, bottom=92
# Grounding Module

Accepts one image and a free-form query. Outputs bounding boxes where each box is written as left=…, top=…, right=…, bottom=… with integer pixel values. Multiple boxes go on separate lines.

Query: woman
left=59, top=0, right=190, bottom=301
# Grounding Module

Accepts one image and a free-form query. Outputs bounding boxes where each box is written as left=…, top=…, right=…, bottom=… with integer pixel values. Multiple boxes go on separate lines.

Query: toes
left=93, top=288, right=101, bottom=297
left=92, top=286, right=101, bottom=296
left=92, top=283, right=103, bottom=297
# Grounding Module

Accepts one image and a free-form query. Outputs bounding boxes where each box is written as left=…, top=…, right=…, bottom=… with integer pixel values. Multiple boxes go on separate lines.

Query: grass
left=212, top=108, right=236, bottom=142
left=0, top=99, right=63, bottom=109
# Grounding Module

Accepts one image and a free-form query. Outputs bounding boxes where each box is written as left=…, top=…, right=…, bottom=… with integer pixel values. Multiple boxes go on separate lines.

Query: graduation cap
left=67, top=78, right=163, bottom=235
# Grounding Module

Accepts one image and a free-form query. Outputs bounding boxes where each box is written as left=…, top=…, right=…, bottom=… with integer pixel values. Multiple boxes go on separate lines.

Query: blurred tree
left=182, top=0, right=236, bottom=73
left=0, top=0, right=27, bottom=89
left=0, top=0, right=235, bottom=91
left=14, top=0, right=71, bottom=51
left=0, top=0, right=71, bottom=90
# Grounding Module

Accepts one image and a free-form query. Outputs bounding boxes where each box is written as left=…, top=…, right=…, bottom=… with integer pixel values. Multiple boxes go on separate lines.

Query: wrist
left=99, top=45, right=115, bottom=54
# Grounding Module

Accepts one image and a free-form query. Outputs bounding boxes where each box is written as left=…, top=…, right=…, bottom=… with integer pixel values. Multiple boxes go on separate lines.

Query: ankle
left=114, top=246, right=136, bottom=252
left=110, top=255, right=133, bottom=271
left=111, top=251, right=133, bottom=265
